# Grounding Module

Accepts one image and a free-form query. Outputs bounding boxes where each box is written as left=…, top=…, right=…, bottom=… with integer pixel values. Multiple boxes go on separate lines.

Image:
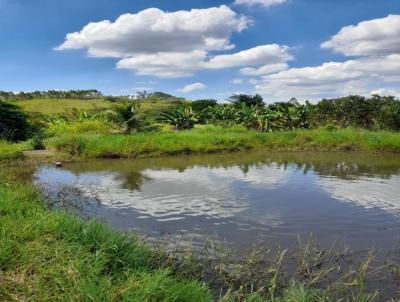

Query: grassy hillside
left=10, top=99, right=112, bottom=115
left=8, top=98, right=179, bottom=121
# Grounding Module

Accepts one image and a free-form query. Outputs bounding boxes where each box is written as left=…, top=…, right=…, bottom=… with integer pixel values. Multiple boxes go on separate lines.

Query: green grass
left=46, top=119, right=116, bottom=135
left=9, top=99, right=113, bottom=115
left=47, top=126, right=400, bottom=158
left=0, top=177, right=212, bottom=301
left=0, top=140, right=31, bottom=160
left=8, top=98, right=176, bottom=118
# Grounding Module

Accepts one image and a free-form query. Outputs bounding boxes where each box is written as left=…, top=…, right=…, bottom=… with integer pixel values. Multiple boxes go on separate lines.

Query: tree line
left=161, top=94, right=400, bottom=132
left=0, top=89, right=188, bottom=102
left=0, top=90, right=102, bottom=101
left=1, top=91, right=400, bottom=142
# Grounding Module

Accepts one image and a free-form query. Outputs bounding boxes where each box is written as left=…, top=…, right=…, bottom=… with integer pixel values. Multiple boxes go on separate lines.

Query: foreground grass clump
left=0, top=140, right=31, bottom=159
left=46, top=119, right=115, bottom=135
left=47, top=126, right=400, bottom=158
left=0, top=180, right=211, bottom=301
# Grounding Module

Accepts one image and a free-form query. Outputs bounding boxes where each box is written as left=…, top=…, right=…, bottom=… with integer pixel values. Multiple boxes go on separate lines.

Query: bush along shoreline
left=47, top=127, right=400, bottom=159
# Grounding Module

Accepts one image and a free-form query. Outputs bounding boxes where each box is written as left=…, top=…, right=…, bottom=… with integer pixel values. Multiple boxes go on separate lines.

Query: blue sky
left=1, top=0, right=400, bottom=101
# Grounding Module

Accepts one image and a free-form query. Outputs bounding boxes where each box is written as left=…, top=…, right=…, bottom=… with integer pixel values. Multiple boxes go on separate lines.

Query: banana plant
left=160, top=105, right=198, bottom=130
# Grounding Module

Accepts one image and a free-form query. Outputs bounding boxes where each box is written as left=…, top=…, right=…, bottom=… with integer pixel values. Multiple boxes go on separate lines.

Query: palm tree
left=113, top=102, right=141, bottom=133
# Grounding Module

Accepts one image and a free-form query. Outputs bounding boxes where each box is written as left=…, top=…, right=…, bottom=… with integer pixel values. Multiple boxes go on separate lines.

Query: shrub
left=191, top=99, right=217, bottom=112
left=227, top=93, right=265, bottom=107
left=306, top=95, right=400, bottom=131
left=0, top=101, right=31, bottom=142
left=31, top=133, right=45, bottom=150
left=323, top=124, right=338, bottom=132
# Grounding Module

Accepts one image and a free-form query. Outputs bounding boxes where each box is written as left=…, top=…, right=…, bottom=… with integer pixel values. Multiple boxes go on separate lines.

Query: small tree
left=227, top=94, right=264, bottom=107
left=0, top=101, right=31, bottom=141
left=191, top=99, right=217, bottom=112
left=191, top=99, right=218, bottom=124
left=113, top=102, right=141, bottom=133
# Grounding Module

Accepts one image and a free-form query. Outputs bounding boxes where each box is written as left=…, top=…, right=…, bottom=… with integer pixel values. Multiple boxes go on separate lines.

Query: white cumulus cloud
left=117, top=50, right=207, bottom=78
left=56, top=6, right=248, bottom=56
left=115, top=44, right=291, bottom=78
left=206, top=44, right=291, bottom=69
left=232, top=79, right=244, bottom=84
left=321, top=14, right=400, bottom=57
left=178, top=82, right=206, bottom=93
left=56, top=6, right=292, bottom=78
left=370, top=88, right=400, bottom=98
left=234, top=0, right=288, bottom=8
left=240, top=62, right=289, bottom=76
left=255, top=55, right=400, bottom=100
left=251, top=15, right=400, bottom=100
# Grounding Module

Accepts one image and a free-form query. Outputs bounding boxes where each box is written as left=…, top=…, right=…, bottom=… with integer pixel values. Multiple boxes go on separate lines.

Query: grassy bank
left=0, top=178, right=212, bottom=301
left=47, top=126, right=400, bottom=158
left=0, top=140, right=31, bottom=160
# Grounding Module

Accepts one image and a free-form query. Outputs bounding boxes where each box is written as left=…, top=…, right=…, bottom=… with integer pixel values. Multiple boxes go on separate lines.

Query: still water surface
left=33, top=151, right=400, bottom=253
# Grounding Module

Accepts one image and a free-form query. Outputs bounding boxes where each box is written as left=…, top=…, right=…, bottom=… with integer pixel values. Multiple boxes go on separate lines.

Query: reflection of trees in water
left=238, top=164, right=249, bottom=175
left=273, top=159, right=400, bottom=180
left=114, top=171, right=151, bottom=191
left=61, top=151, right=400, bottom=184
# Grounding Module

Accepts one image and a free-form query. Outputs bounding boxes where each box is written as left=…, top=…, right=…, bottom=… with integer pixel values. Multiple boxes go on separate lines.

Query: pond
left=33, top=151, right=400, bottom=254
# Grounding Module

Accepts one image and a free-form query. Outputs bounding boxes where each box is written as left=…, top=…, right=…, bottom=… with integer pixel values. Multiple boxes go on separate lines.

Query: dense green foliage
left=307, top=95, right=400, bottom=130
left=2, top=92, right=400, bottom=161
left=161, top=105, right=198, bottom=130
left=192, top=94, right=400, bottom=132
left=228, top=93, right=265, bottom=107
left=191, top=99, right=218, bottom=112
left=204, top=103, right=308, bottom=131
left=5, top=90, right=400, bottom=132
left=0, top=101, right=31, bottom=141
